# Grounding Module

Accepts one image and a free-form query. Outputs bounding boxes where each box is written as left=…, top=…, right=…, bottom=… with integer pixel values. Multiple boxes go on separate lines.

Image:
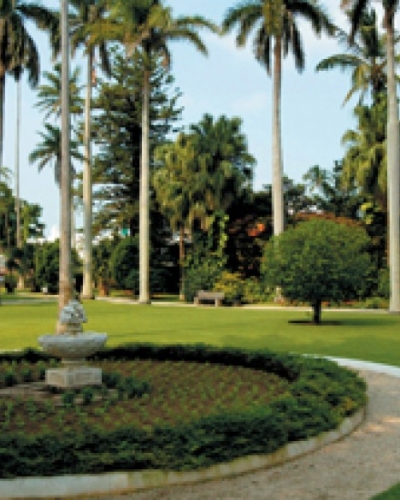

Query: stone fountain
left=38, top=300, right=107, bottom=388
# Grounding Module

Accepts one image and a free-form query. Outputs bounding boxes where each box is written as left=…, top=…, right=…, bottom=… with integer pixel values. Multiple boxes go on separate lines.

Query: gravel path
left=80, top=370, right=400, bottom=500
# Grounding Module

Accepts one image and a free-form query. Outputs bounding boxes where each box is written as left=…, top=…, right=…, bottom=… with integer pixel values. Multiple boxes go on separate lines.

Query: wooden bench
left=194, top=290, right=225, bottom=307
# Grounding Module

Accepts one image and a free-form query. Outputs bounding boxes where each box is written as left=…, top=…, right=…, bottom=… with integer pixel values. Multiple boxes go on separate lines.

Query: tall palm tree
left=59, top=0, right=72, bottom=315
left=29, top=123, right=83, bottom=186
left=316, top=9, right=387, bottom=105
left=0, top=0, right=57, bottom=177
left=95, top=0, right=218, bottom=303
left=342, top=0, right=400, bottom=313
left=70, top=0, right=111, bottom=299
left=35, top=62, right=83, bottom=121
left=222, top=0, right=334, bottom=236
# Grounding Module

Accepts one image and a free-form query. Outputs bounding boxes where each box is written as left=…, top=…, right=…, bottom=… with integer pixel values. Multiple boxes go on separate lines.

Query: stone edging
left=0, top=408, right=365, bottom=499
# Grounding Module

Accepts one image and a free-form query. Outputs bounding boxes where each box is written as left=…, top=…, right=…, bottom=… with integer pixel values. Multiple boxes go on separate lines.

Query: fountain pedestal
left=45, top=365, right=102, bottom=388
left=38, top=300, right=107, bottom=389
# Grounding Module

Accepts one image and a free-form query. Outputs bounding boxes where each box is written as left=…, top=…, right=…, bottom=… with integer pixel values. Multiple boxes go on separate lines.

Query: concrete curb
left=0, top=408, right=365, bottom=498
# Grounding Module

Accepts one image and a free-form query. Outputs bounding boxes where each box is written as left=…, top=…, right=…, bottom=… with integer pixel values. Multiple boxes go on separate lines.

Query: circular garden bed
left=0, top=344, right=367, bottom=478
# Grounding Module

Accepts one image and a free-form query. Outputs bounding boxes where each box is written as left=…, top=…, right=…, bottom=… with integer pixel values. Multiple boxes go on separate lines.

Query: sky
left=3, top=0, right=367, bottom=239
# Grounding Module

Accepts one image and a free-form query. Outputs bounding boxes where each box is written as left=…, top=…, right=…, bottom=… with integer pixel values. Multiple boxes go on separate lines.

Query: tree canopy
left=262, top=218, right=371, bottom=323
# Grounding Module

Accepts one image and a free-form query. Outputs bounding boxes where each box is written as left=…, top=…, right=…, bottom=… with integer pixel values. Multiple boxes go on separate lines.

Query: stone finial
left=60, top=300, right=87, bottom=334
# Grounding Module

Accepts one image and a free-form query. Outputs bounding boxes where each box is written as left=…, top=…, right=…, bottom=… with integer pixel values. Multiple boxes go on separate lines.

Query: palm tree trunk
left=0, top=71, right=5, bottom=177
left=179, top=224, right=185, bottom=300
left=386, top=17, right=400, bottom=313
left=139, top=68, right=151, bottom=304
left=58, top=0, right=73, bottom=328
left=272, top=37, right=284, bottom=236
left=15, top=80, right=21, bottom=249
left=82, top=50, right=94, bottom=299
left=15, top=80, right=24, bottom=290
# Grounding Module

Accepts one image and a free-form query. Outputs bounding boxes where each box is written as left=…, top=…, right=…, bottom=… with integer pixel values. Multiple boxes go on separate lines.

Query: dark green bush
left=0, top=345, right=366, bottom=478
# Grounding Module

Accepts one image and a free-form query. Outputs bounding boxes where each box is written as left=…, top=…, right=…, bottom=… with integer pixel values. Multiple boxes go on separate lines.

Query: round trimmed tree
left=262, top=218, right=372, bottom=323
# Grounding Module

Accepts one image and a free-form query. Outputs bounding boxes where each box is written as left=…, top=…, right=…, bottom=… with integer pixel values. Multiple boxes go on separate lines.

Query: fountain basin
left=38, top=332, right=108, bottom=388
left=38, top=333, right=107, bottom=361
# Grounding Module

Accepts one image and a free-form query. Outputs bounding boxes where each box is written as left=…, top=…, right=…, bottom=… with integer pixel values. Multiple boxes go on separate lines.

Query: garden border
left=0, top=406, right=365, bottom=499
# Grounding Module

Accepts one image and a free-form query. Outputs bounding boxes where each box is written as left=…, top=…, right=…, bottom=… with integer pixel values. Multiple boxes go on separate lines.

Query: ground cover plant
left=0, top=344, right=366, bottom=478
left=371, top=483, right=400, bottom=499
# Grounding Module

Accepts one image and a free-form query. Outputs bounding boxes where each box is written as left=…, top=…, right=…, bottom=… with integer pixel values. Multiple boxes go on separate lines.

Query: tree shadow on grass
left=288, top=315, right=398, bottom=327
left=288, top=320, right=342, bottom=326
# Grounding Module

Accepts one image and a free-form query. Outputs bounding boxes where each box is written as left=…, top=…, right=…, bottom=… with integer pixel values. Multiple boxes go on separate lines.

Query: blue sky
left=4, top=1, right=365, bottom=238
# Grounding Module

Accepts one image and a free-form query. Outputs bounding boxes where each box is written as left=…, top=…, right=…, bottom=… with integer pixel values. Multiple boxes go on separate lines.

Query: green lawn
left=1, top=300, right=400, bottom=368
left=1, top=299, right=400, bottom=498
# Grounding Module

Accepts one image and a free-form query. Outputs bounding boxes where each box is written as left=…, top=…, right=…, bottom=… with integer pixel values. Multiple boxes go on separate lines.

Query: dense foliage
left=0, top=344, right=366, bottom=478
left=91, top=47, right=182, bottom=237
left=262, top=219, right=372, bottom=322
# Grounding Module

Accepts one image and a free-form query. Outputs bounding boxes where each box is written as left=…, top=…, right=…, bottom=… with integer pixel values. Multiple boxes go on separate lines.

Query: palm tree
left=222, top=0, right=334, bottom=236
left=316, top=9, right=387, bottom=105
left=70, top=0, right=111, bottom=299
left=0, top=0, right=57, bottom=177
left=35, top=62, right=83, bottom=121
left=59, top=0, right=72, bottom=315
left=188, top=114, right=255, bottom=226
left=341, top=96, right=387, bottom=210
left=154, top=134, right=196, bottom=300
left=95, top=0, right=218, bottom=303
left=342, top=0, right=400, bottom=313
left=154, top=115, right=255, bottom=299
left=29, top=123, right=83, bottom=186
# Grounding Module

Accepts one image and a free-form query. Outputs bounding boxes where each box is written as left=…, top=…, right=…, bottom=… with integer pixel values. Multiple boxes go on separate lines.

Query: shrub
left=377, top=267, right=389, bottom=299
left=4, top=275, right=17, bottom=293
left=0, top=345, right=366, bottom=478
left=214, top=272, right=244, bottom=305
left=242, top=277, right=272, bottom=304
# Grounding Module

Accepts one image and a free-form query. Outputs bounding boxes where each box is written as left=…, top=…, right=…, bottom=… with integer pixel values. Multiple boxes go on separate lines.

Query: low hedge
left=0, top=344, right=367, bottom=478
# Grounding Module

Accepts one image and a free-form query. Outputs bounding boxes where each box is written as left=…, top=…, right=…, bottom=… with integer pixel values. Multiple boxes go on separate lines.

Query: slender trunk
left=82, top=50, right=93, bottom=299
left=179, top=224, right=185, bottom=300
left=58, top=0, right=73, bottom=329
left=15, top=81, right=24, bottom=290
left=0, top=71, right=5, bottom=178
left=15, top=80, right=21, bottom=249
left=312, top=299, right=322, bottom=325
left=272, top=37, right=284, bottom=236
left=139, top=68, right=151, bottom=304
left=386, top=18, right=400, bottom=313
left=71, top=201, right=76, bottom=249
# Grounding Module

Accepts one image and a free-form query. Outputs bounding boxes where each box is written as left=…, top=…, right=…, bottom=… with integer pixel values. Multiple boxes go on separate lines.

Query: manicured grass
left=1, top=300, right=400, bottom=367
left=371, top=483, right=400, bottom=499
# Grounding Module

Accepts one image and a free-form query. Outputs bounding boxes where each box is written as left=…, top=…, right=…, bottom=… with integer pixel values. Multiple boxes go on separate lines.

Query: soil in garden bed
left=0, top=359, right=290, bottom=436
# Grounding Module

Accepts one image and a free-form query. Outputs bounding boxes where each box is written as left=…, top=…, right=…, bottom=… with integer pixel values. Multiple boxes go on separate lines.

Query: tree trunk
left=58, top=0, right=73, bottom=330
left=15, top=81, right=23, bottom=290
left=82, top=50, right=93, bottom=299
left=15, top=80, right=21, bottom=248
left=139, top=68, right=151, bottom=304
left=272, top=37, right=284, bottom=236
left=386, top=16, right=400, bottom=313
left=312, top=299, right=322, bottom=324
left=0, top=70, right=5, bottom=175
left=179, top=224, right=185, bottom=300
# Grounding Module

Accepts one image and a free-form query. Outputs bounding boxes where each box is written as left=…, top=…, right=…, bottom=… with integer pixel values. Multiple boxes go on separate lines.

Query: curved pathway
left=79, top=361, right=400, bottom=500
